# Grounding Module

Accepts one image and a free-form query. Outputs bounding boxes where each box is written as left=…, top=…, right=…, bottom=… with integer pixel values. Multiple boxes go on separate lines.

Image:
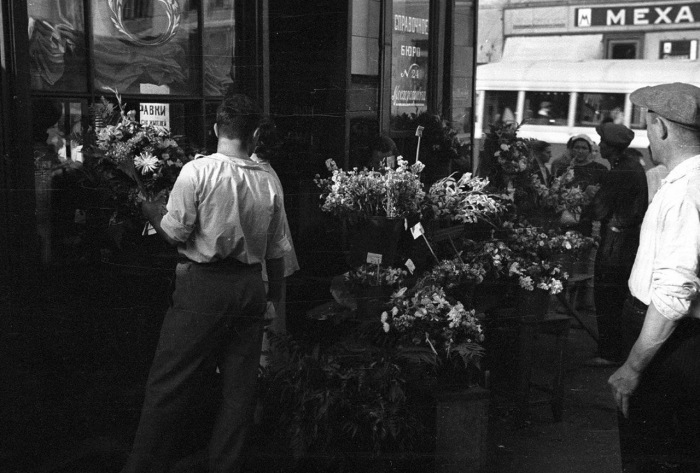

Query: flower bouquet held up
left=92, top=88, right=190, bottom=233
left=533, top=168, right=599, bottom=226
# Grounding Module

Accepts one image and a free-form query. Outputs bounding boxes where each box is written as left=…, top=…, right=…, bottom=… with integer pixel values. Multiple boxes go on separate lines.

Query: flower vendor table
left=486, top=308, right=571, bottom=423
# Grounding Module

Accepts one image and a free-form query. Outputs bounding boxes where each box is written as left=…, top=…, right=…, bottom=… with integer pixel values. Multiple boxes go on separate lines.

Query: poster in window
left=391, top=0, right=429, bottom=127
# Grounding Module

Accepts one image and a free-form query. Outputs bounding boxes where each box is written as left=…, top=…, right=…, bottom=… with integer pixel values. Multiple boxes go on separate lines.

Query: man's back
left=163, top=152, right=289, bottom=264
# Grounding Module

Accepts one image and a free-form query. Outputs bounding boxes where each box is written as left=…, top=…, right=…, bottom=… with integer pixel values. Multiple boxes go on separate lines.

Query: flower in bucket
left=345, top=264, right=408, bottom=288
left=547, top=230, right=596, bottom=257
left=484, top=122, right=533, bottom=175
left=314, top=157, right=425, bottom=222
left=93, top=88, right=189, bottom=203
left=381, top=284, right=485, bottom=370
left=508, top=256, right=568, bottom=294
left=421, top=257, right=486, bottom=290
left=423, top=172, right=506, bottom=224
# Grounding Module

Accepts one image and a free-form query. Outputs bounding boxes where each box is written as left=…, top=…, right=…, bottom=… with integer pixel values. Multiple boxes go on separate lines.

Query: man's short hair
left=216, top=94, right=261, bottom=140
left=529, top=140, right=550, bottom=154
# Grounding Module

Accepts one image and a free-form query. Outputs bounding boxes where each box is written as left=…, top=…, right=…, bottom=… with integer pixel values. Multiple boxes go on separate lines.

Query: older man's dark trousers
left=618, top=296, right=700, bottom=465
left=121, top=260, right=266, bottom=473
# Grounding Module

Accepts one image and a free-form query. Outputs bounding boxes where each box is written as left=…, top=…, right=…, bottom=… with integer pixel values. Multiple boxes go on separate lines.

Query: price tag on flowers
left=366, top=252, right=383, bottom=265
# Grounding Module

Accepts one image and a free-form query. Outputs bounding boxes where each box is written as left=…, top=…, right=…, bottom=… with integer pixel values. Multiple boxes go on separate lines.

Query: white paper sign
left=411, top=222, right=425, bottom=239
left=139, top=103, right=170, bottom=128
left=366, top=252, right=383, bottom=265
left=405, top=259, right=416, bottom=274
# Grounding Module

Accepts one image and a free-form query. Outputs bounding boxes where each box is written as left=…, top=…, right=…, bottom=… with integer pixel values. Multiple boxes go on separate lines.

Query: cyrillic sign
left=576, top=3, right=700, bottom=27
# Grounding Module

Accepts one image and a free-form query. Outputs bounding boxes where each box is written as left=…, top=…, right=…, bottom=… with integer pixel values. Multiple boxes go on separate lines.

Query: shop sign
left=576, top=3, right=700, bottom=27
left=139, top=103, right=170, bottom=128
left=391, top=0, right=429, bottom=112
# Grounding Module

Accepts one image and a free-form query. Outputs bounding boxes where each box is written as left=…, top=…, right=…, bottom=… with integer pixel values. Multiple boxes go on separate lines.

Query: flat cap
left=630, top=82, right=700, bottom=128
left=596, top=122, right=634, bottom=148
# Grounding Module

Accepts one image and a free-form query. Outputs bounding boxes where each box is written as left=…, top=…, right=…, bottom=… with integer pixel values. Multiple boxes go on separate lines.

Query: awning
left=501, top=35, right=604, bottom=62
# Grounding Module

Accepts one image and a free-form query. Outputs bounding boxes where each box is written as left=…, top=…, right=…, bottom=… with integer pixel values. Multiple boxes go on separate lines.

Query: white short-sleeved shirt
left=161, top=152, right=291, bottom=264
left=629, top=155, right=700, bottom=320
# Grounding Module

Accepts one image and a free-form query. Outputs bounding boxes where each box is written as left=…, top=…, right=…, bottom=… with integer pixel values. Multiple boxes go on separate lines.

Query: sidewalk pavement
left=488, top=305, right=624, bottom=473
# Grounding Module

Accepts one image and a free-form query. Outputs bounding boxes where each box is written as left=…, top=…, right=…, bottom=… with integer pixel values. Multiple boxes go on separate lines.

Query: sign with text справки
left=391, top=0, right=429, bottom=116
left=139, top=103, right=170, bottom=128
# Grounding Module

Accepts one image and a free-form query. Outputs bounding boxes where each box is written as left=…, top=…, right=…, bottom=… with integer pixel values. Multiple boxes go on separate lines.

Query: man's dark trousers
left=121, top=260, right=266, bottom=473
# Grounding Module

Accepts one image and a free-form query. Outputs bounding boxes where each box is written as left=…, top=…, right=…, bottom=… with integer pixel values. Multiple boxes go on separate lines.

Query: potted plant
left=315, top=157, right=425, bottom=267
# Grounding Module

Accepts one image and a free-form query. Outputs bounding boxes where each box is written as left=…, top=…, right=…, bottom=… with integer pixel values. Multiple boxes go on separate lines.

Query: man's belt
left=177, top=255, right=259, bottom=268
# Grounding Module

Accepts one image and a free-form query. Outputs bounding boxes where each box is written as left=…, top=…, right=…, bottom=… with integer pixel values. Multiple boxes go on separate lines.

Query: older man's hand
left=608, top=362, right=641, bottom=418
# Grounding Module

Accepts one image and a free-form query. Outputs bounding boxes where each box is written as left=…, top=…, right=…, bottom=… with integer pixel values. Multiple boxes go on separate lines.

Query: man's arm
left=142, top=199, right=179, bottom=246
left=608, top=303, right=678, bottom=417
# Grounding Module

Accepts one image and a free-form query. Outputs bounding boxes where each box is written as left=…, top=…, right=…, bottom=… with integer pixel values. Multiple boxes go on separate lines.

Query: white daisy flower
left=134, top=152, right=159, bottom=174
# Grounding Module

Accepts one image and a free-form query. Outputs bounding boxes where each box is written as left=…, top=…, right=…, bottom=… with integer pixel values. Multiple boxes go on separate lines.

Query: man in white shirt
left=609, top=82, right=700, bottom=468
left=121, top=94, right=290, bottom=473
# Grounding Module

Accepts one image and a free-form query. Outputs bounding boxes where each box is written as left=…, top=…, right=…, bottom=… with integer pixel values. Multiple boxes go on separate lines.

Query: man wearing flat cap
left=609, top=82, right=700, bottom=468
left=587, top=122, right=648, bottom=367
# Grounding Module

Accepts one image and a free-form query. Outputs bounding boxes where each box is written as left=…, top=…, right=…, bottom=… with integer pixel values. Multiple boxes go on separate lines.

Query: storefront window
left=482, top=91, right=517, bottom=132
left=575, top=93, right=625, bottom=127
left=390, top=0, right=430, bottom=131
left=27, top=1, right=88, bottom=92
left=204, top=0, right=236, bottom=96
left=90, top=0, right=200, bottom=95
left=451, top=1, right=475, bottom=136
left=523, top=92, right=569, bottom=126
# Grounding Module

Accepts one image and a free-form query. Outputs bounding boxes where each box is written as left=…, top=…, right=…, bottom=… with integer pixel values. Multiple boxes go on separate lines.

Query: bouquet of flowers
left=381, top=284, right=485, bottom=370
left=314, top=157, right=425, bottom=222
left=548, top=230, right=596, bottom=257
left=345, top=264, right=408, bottom=288
left=508, top=256, right=568, bottom=294
left=420, top=257, right=486, bottom=291
left=484, top=122, right=533, bottom=175
left=93, top=89, right=189, bottom=205
left=423, top=172, right=506, bottom=224
left=533, top=168, right=597, bottom=221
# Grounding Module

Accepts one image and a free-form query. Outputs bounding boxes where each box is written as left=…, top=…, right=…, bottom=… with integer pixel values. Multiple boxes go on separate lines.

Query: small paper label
left=74, top=209, right=86, bottom=224
left=411, top=222, right=425, bottom=239
left=405, top=259, right=416, bottom=274
left=143, top=222, right=157, bottom=236
left=366, top=252, right=383, bottom=265
left=415, top=125, right=424, bottom=137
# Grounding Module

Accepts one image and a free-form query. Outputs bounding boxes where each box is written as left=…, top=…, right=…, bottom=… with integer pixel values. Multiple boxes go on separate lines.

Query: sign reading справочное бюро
left=391, top=0, right=429, bottom=115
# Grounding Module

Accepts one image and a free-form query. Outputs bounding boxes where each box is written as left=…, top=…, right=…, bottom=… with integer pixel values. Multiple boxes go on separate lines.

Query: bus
left=474, top=59, right=700, bottom=167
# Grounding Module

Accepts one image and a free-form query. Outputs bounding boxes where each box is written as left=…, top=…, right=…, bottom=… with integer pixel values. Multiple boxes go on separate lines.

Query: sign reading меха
left=576, top=3, right=700, bottom=27
left=391, top=0, right=429, bottom=117
left=139, top=103, right=170, bottom=128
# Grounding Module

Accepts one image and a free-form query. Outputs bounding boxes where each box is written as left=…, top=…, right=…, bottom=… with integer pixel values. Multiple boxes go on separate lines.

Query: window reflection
left=91, top=0, right=199, bottom=95
left=27, top=0, right=87, bottom=92
left=482, top=90, right=517, bottom=132
left=203, top=0, right=235, bottom=96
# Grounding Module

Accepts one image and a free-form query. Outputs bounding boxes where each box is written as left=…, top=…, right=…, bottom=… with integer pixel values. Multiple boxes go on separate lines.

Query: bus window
left=524, top=92, right=569, bottom=126
left=631, top=104, right=648, bottom=130
left=482, top=90, right=518, bottom=132
left=575, top=93, right=625, bottom=127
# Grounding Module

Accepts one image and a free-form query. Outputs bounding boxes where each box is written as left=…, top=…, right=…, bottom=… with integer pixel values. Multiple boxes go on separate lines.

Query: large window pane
left=204, top=0, right=236, bottom=96
left=524, top=92, right=569, bottom=126
left=91, top=0, right=200, bottom=95
left=575, top=93, right=625, bottom=127
left=27, top=0, right=88, bottom=92
left=390, top=0, right=430, bottom=131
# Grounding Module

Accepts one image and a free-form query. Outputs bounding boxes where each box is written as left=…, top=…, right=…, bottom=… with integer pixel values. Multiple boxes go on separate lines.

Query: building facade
left=0, top=0, right=476, bottom=276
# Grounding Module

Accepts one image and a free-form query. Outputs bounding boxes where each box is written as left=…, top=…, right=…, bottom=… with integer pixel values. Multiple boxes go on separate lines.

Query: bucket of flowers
left=380, top=282, right=485, bottom=386
left=422, top=172, right=507, bottom=241
left=314, top=157, right=425, bottom=267
left=507, top=254, right=568, bottom=320
left=345, top=263, right=408, bottom=320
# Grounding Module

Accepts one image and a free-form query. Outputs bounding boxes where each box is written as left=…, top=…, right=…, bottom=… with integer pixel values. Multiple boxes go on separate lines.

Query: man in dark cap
left=586, top=122, right=648, bottom=367
left=609, top=82, right=700, bottom=469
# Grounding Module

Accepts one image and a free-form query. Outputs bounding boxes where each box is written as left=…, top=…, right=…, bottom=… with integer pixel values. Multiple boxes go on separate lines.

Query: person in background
left=645, top=146, right=669, bottom=204
left=587, top=123, right=648, bottom=367
left=369, top=133, right=399, bottom=170
left=609, top=82, right=700, bottom=470
left=551, top=135, right=610, bottom=179
left=251, top=117, right=299, bottom=349
left=121, top=94, right=290, bottom=473
left=529, top=140, right=552, bottom=186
